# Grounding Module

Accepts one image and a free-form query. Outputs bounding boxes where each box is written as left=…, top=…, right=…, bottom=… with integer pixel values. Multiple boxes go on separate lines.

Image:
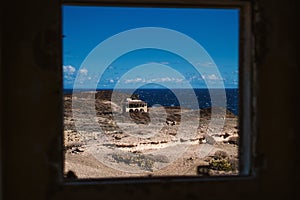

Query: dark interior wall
left=253, top=0, right=298, bottom=198
left=1, top=0, right=62, bottom=199
left=1, top=0, right=298, bottom=200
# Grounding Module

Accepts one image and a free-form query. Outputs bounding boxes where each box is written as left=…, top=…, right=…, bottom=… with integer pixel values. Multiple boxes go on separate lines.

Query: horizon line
left=64, top=87, right=238, bottom=90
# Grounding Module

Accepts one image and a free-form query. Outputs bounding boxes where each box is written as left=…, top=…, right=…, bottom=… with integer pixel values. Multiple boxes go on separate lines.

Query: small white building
left=123, top=98, right=148, bottom=113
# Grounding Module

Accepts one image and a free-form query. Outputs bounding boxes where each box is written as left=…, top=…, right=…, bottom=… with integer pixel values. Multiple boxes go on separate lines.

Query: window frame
left=61, top=0, right=255, bottom=183
left=1, top=0, right=269, bottom=199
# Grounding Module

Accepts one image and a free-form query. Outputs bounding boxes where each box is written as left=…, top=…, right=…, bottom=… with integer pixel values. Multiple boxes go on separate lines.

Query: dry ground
left=64, top=91, right=239, bottom=179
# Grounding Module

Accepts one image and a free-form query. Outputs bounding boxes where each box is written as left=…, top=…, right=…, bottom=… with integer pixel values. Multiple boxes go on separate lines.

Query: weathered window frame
left=3, top=0, right=274, bottom=199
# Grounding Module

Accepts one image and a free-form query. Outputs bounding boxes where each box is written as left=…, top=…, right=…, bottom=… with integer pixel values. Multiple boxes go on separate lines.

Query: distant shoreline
left=64, top=88, right=239, bottom=116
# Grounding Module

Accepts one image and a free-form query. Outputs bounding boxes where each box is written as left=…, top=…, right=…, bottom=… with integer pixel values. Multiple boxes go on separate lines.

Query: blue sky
left=63, top=6, right=239, bottom=89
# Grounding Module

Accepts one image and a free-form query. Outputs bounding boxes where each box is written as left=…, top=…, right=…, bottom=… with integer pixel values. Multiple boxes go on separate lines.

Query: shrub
left=209, top=158, right=232, bottom=171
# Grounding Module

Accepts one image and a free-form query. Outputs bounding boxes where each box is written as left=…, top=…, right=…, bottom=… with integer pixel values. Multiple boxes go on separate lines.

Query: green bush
left=111, top=153, right=154, bottom=171
left=209, top=158, right=232, bottom=171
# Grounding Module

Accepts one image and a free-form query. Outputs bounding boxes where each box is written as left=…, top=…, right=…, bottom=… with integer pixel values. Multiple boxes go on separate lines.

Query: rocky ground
left=64, top=91, right=239, bottom=179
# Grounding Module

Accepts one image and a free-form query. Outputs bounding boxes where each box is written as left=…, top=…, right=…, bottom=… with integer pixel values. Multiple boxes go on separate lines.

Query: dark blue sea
left=64, top=88, right=238, bottom=115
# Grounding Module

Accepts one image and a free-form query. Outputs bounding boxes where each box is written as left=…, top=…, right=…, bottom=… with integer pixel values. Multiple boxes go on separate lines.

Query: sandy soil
left=63, top=91, right=239, bottom=179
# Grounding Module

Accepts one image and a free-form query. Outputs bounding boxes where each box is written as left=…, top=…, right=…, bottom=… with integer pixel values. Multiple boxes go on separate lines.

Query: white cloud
left=158, top=77, right=184, bottom=83
left=194, top=62, right=215, bottom=67
left=125, top=77, right=145, bottom=84
left=79, top=68, right=88, bottom=75
left=63, top=65, right=76, bottom=75
left=160, top=77, right=172, bottom=82
left=207, top=74, right=219, bottom=80
left=175, top=78, right=184, bottom=83
left=63, top=65, right=76, bottom=87
left=146, top=61, right=170, bottom=65
left=123, top=77, right=185, bottom=84
left=202, top=74, right=223, bottom=81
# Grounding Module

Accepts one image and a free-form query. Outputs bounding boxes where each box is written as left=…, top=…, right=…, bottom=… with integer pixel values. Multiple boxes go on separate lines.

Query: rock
left=114, top=135, right=122, bottom=140
left=221, top=132, right=230, bottom=138
left=204, top=134, right=216, bottom=145
left=197, top=162, right=210, bottom=176
left=180, top=138, right=188, bottom=142
left=115, top=143, right=137, bottom=148
left=71, top=147, right=84, bottom=154
left=226, top=135, right=239, bottom=145
left=166, top=120, right=176, bottom=126
left=169, top=132, right=177, bottom=136
left=213, top=150, right=228, bottom=159
left=65, top=170, right=78, bottom=179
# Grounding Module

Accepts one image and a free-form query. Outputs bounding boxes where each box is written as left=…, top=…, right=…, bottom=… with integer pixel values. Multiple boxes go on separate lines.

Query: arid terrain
left=64, top=91, right=239, bottom=179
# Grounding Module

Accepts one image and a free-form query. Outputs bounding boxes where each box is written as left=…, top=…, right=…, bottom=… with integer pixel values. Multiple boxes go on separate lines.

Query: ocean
left=64, top=88, right=239, bottom=115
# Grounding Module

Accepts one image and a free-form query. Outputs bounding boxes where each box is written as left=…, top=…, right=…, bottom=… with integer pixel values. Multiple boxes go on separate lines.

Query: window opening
left=63, top=5, right=241, bottom=179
